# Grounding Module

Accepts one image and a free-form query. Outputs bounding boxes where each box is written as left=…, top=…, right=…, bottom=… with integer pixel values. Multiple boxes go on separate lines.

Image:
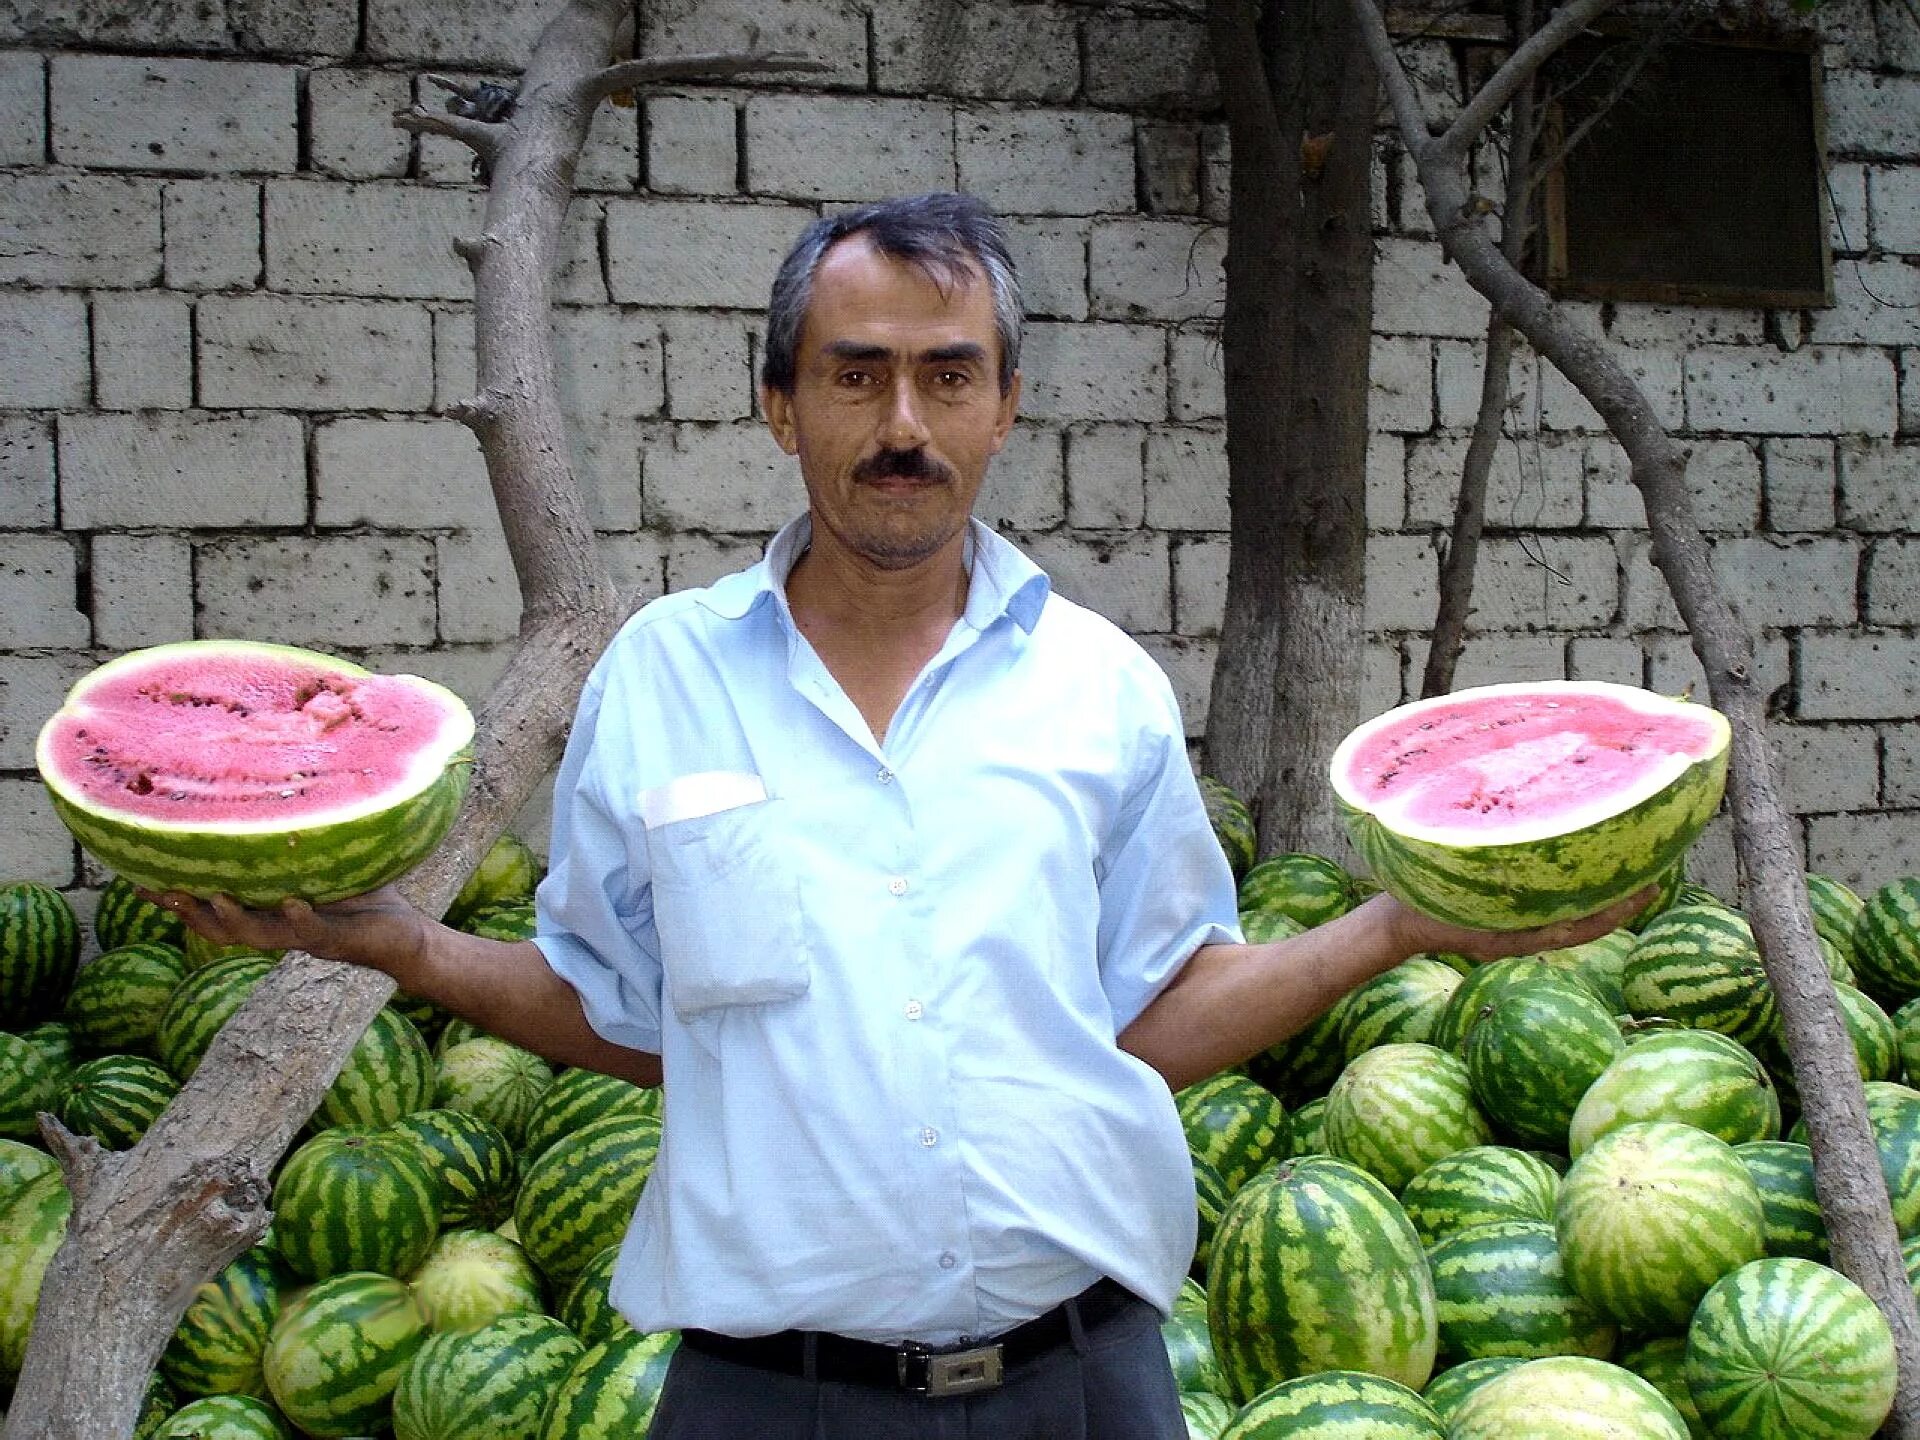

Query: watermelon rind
left=443, top=832, right=541, bottom=931
left=1621, top=903, right=1778, bottom=1047
left=513, top=1112, right=661, bottom=1289
left=310, top=1006, right=434, bottom=1132
left=1568, top=1027, right=1779, bottom=1157
left=557, top=1244, right=634, bottom=1350
left=0, top=882, right=81, bottom=1030
left=262, top=1270, right=427, bottom=1438
left=1425, top=1219, right=1616, bottom=1365
left=1238, top=853, right=1355, bottom=931
left=1337, top=958, right=1461, bottom=1059
left=391, top=1311, right=583, bottom=1440
left=1162, top=1306, right=1227, bottom=1397
left=1219, top=1370, right=1444, bottom=1438
left=1855, top=878, right=1920, bottom=1002
left=1734, top=1139, right=1829, bottom=1263
left=1399, top=1145, right=1561, bottom=1251
left=59, top=1052, right=180, bottom=1149
left=537, top=1330, right=679, bottom=1440
left=1176, top=1071, right=1287, bottom=1195
left=1616, top=1334, right=1707, bottom=1440
left=1446, top=1355, right=1689, bottom=1440
left=1419, top=1356, right=1524, bottom=1426
left=1330, top=681, right=1729, bottom=932
left=1462, top=971, right=1622, bottom=1147
left=35, top=640, right=476, bottom=908
left=433, top=1036, right=554, bottom=1149
left=1198, top=776, right=1257, bottom=882
left=0, top=1169, right=71, bottom=1387
left=392, top=1107, right=519, bottom=1232
left=62, top=941, right=187, bottom=1055
left=94, top=874, right=187, bottom=952
left=1324, top=1042, right=1492, bottom=1192
left=161, top=1243, right=292, bottom=1399
left=151, top=1395, right=294, bottom=1440
left=1180, top=1389, right=1234, bottom=1440
left=407, top=1228, right=545, bottom=1334
left=271, top=1126, right=442, bottom=1282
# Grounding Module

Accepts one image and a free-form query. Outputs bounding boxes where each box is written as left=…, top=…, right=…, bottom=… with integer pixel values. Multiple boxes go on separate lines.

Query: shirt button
left=920, top=1126, right=939, bottom=1147
left=904, top=999, right=924, bottom=1020
left=877, top=766, right=894, bottom=784
left=888, top=876, right=909, bottom=896
left=938, top=1252, right=957, bottom=1270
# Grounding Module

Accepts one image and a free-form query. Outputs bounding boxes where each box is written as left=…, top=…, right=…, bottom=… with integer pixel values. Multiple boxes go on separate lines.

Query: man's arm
left=156, top=886, right=662, bottom=1088
left=1119, top=888, right=1652, bottom=1092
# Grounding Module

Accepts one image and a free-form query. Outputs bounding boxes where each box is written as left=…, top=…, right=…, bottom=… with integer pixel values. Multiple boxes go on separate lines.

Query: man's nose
left=879, top=377, right=932, bottom=449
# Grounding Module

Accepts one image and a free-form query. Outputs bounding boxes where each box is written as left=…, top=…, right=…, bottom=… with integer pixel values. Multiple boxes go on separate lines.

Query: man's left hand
left=1375, top=884, right=1660, bottom=967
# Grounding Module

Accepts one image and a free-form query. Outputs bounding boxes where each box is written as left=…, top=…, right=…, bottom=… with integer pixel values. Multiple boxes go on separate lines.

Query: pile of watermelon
left=1170, top=772, right=1920, bottom=1440
left=0, top=835, right=681, bottom=1440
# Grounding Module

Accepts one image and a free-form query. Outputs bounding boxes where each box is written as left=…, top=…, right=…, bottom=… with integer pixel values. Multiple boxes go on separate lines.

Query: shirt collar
left=692, top=515, right=1051, bottom=635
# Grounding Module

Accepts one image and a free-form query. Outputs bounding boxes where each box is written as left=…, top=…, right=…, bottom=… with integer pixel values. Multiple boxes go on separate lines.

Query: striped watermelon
left=1274, top=1096, right=1328, bottom=1160
left=59, top=1052, right=179, bottom=1149
left=557, top=1244, right=632, bottom=1349
left=1555, top=1121, right=1765, bottom=1331
left=161, top=1243, right=291, bottom=1399
left=0, top=881, right=81, bottom=1029
left=1162, top=1306, right=1227, bottom=1396
left=262, top=1270, right=427, bottom=1438
left=1206, top=1155, right=1438, bottom=1401
left=1325, top=1042, right=1491, bottom=1192
left=0, top=1030, right=59, bottom=1141
left=156, top=954, right=277, bottom=1081
left=407, top=1228, right=544, bottom=1333
left=519, top=1070, right=660, bottom=1168
left=1531, top=928, right=1636, bottom=1013
left=1462, top=971, right=1622, bottom=1146
left=137, top=1376, right=180, bottom=1440
left=1238, top=853, right=1356, bottom=930
left=1331, top=682, right=1729, bottom=932
left=1807, top=873, right=1866, bottom=958
left=151, top=1395, right=293, bottom=1440
left=311, top=1006, right=434, bottom=1132
left=537, top=1330, right=679, bottom=1440
left=271, top=1126, right=442, bottom=1281
left=1897, top=995, right=1920, bottom=1086
left=1734, top=1139, right=1828, bottom=1262
left=1761, top=982, right=1897, bottom=1111
left=62, top=941, right=187, bottom=1055
left=1176, top=1071, right=1287, bottom=1195
left=181, top=933, right=280, bottom=973
left=36, top=641, right=475, bottom=908
left=1192, top=1152, right=1231, bottom=1275
left=0, top=1169, right=70, bottom=1387
left=1239, top=907, right=1307, bottom=945
left=0, top=1138, right=57, bottom=1195
left=392, top=1311, right=583, bottom=1440
left=434, top=1037, right=553, bottom=1148
left=1426, top=1219, right=1616, bottom=1364
left=462, top=900, right=536, bottom=942
left=1198, top=776, right=1257, bottom=881
left=1428, top=956, right=1556, bottom=1056
left=1447, top=1356, right=1689, bottom=1440
left=1419, top=1356, right=1524, bottom=1426
left=392, top=1108, right=518, bottom=1231
left=95, top=875, right=188, bottom=951
left=433, top=1016, right=487, bottom=1059
left=1180, top=1390, right=1234, bottom=1439
left=1855, top=878, right=1920, bottom=1002
left=513, top=1113, right=661, bottom=1289
left=1616, top=1334, right=1706, bottom=1439
left=1246, top=998, right=1350, bottom=1105
left=1337, top=958, right=1461, bottom=1058
left=20, top=1019, right=75, bottom=1083
left=444, top=832, right=542, bottom=931
left=1863, top=1080, right=1920, bottom=1234
left=1399, top=1146, right=1561, bottom=1250
left=1219, top=1371, right=1443, bottom=1438
left=1686, top=1257, right=1896, bottom=1440
left=1622, top=903, right=1777, bottom=1047
left=1568, top=1028, right=1779, bottom=1156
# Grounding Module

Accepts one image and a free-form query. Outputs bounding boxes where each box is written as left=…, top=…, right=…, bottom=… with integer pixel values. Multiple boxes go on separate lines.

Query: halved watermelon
left=1330, top=681, right=1729, bottom=932
left=36, top=641, right=474, bottom=908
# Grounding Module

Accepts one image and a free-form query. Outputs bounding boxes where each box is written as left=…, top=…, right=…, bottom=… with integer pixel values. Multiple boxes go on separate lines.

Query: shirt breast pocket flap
left=644, top=794, right=811, bottom=1021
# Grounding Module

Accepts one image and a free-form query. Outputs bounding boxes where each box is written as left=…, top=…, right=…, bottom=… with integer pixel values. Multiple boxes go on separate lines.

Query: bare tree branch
left=580, top=50, right=832, bottom=106
left=1437, top=0, right=1616, bottom=158
left=393, top=105, right=504, bottom=155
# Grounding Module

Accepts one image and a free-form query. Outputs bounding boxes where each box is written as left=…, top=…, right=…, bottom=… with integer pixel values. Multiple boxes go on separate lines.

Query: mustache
left=853, top=448, right=956, bottom=484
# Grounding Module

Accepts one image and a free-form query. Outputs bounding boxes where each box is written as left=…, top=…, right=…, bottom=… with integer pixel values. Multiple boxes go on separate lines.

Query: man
left=165, top=192, right=1643, bottom=1438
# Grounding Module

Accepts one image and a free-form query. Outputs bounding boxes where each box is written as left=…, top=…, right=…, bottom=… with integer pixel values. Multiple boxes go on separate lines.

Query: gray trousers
left=645, top=1294, right=1187, bottom=1440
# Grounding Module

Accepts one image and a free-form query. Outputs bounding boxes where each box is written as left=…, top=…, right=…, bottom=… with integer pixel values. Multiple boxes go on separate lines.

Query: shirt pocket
left=643, top=794, right=812, bottom=1022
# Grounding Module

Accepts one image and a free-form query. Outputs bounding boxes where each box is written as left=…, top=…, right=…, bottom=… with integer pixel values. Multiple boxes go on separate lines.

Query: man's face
left=763, top=235, right=1021, bottom=572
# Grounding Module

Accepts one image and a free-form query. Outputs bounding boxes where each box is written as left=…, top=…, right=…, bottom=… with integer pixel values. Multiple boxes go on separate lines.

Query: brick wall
left=1, top=0, right=1916, bottom=921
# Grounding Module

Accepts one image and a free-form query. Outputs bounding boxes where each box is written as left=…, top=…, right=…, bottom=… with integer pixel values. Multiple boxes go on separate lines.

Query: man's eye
left=934, top=370, right=969, bottom=388
left=836, top=370, right=875, bottom=387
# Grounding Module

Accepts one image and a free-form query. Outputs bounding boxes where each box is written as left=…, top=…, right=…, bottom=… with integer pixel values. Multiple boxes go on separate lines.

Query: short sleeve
left=1094, top=669, right=1244, bottom=1032
left=531, top=662, right=666, bottom=1056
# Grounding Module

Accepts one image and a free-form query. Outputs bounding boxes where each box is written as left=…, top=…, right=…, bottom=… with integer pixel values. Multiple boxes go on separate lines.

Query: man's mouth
left=854, top=449, right=956, bottom=487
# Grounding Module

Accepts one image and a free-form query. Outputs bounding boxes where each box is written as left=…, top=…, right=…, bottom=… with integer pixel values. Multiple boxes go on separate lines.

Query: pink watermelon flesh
left=41, top=649, right=457, bottom=826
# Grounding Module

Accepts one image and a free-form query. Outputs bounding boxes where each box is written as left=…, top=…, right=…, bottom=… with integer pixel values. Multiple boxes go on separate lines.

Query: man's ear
left=763, top=385, right=799, bottom=455
left=989, top=370, right=1022, bottom=455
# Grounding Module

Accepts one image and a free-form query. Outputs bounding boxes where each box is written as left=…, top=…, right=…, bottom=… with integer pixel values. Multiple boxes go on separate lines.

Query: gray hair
left=760, top=192, right=1023, bottom=396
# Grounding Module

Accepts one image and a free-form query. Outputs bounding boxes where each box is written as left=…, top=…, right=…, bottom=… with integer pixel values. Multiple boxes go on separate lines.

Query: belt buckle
left=899, top=1341, right=1004, bottom=1397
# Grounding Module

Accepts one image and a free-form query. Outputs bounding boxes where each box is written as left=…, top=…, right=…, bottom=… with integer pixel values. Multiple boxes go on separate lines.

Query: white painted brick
left=315, top=417, right=490, bottom=528
left=197, top=296, right=433, bottom=411
left=606, top=199, right=813, bottom=310
left=0, top=52, right=43, bottom=165
left=575, top=99, right=641, bottom=194
left=266, top=181, right=480, bottom=299
left=1567, top=637, right=1643, bottom=686
left=163, top=180, right=261, bottom=291
left=1604, top=304, right=1767, bottom=348
left=1066, top=424, right=1143, bottom=529
left=1684, top=440, right=1764, bottom=532
left=1364, top=642, right=1404, bottom=715
left=0, top=535, right=87, bottom=647
left=1826, top=72, right=1920, bottom=160
left=1405, top=433, right=1584, bottom=530
left=1169, top=327, right=1223, bottom=422
left=309, top=69, right=410, bottom=181
left=665, top=531, right=768, bottom=592
left=1367, top=434, right=1406, bottom=532
left=1769, top=721, right=1882, bottom=815
left=0, top=652, right=90, bottom=769
left=1173, top=535, right=1228, bottom=636
left=365, top=0, right=548, bottom=66
left=1373, top=236, right=1490, bottom=340
left=974, top=422, right=1064, bottom=532
left=557, top=201, right=610, bottom=306
left=90, top=532, right=192, bottom=650
left=0, top=780, right=73, bottom=889
left=1144, top=427, right=1228, bottom=531
left=1539, top=349, right=1684, bottom=433
left=645, top=95, right=738, bottom=197
left=1713, top=535, right=1860, bottom=630
left=1364, top=534, right=1439, bottom=632
left=1838, top=439, right=1920, bottom=531
left=644, top=421, right=806, bottom=531
left=1201, top=124, right=1229, bottom=225
left=1392, top=147, right=1431, bottom=237
left=0, top=291, right=89, bottom=409
left=872, top=0, right=1079, bottom=101
left=957, top=109, right=1135, bottom=217
left=1685, top=346, right=1897, bottom=436
left=1019, top=322, right=1165, bottom=423
left=1801, top=633, right=1920, bottom=721
left=1810, top=260, right=1920, bottom=345
left=0, top=417, right=54, bottom=526
left=1138, top=122, right=1201, bottom=216
left=600, top=531, right=669, bottom=615
left=745, top=96, right=954, bottom=202
left=1868, top=538, right=1920, bottom=625
left=1019, top=530, right=1171, bottom=632
left=1469, top=536, right=1618, bottom=632
left=1418, top=634, right=1566, bottom=690
left=226, top=0, right=359, bottom=56
left=572, top=417, right=644, bottom=532
left=0, top=1, right=228, bottom=50
left=1085, top=14, right=1215, bottom=110
left=1583, top=439, right=1640, bottom=529
left=435, top=524, right=520, bottom=644
left=553, top=306, right=665, bottom=421
left=1089, top=219, right=1224, bottom=324
left=0, top=175, right=160, bottom=288
left=1884, top=0, right=1920, bottom=71
left=1763, top=438, right=1837, bottom=532
left=662, top=310, right=755, bottom=421
left=1870, top=164, right=1920, bottom=254
left=1903, top=349, right=1920, bottom=439
left=197, top=535, right=437, bottom=647
left=1434, top=337, right=1538, bottom=430
left=1886, top=723, right=1920, bottom=807
left=641, top=0, right=869, bottom=91
left=1682, top=815, right=1742, bottom=902
left=59, top=412, right=306, bottom=528
left=1137, top=633, right=1213, bottom=738
left=1827, top=163, right=1869, bottom=254
left=362, top=644, right=516, bottom=716
left=50, top=56, right=297, bottom=172
left=1006, top=217, right=1088, bottom=322
left=1397, top=39, right=1462, bottom=128
left=1618, top=533, right=1683, bottom=632
left=1369, top=336, right=1432, bottom=434
left=433, top=307, right=475, bottom=411
left=92, top=292, right=192, bottom=411
left=1808, top=813, right=1920, bottom=894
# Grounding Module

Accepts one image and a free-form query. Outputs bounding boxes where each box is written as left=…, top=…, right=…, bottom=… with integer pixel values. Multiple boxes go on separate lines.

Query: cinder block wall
left=1, top=0, right=1915, bottom=921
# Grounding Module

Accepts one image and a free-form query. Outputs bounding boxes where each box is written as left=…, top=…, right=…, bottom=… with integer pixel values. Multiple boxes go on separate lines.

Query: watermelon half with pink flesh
left=36, top=641, right=474, bottom=908
left=1330, top=681, right=1729, bottom=933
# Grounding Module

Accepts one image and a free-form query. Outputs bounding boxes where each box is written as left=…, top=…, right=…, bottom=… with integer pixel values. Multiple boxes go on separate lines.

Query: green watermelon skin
left=444, top=833, right=541, bottom=931
left=262, top=1270, right=427, bottom=1438
left=1198, top=776, right=1257, bottom=882
left=161, top=1243, right=292, bottom=1399
left=1568, top=1028, right=1779, bottom=1157
left=1325, top=1043, right=1491, bottom=1193
left=1206, top=1155, right=1437, bottom=1402
left=1617, top=1335, right=1708, bottom=1440
left=391, top=1311, right=583, bottom=1440
left=1685, top=1257, right=1897, bottom=1440
left=151, top=1395, right=293, bottom=1440
left=1191, top=1152, right=1231, bottom=1277
left=0, top=1138, right=57, bottom=1195
left=1863, top=1081, right=1920, bottom=1235
left=1176, top=1071, right=1287, bottom=1195
left=462, top=900, right=537, bottom=942
left=1419, top=1356, right=1524, bottom=1427
left=1621, top=904, right=1777, bottom=1047
left=1806, top=874, right=1865, bottom=959
left=513, top=1113, right=661, bottom=1290
left=1734, top=1140, right=1828, bottom=1262
left=94, top=874, right=189, bottom=952
left=1180, top=1389, right=1234, bottom=1439
left=557, top=1244, right=633, bottom=1350
left=0, top=1030, right=59, bottom=1141
left=1338, top=958, right=1461, bottom=1059
left=1446, top=1356, right=1689, bottom=1440
left=1855, top=878, right=1920, bottom=1001
left=271, top=1126, right=442, bottom=1282
left=62, top=942, right=187, bottom=1055
left=1275, top=1096, right=1328, bottom=1160
left=537, top=1330, right=679, bottom=1440
left=392, top=1107, right=519, bottom=1231
left=518, top=1069, right=659, bottom=1169
left=1425, top=1219, right=1616, bottom=1365
left=433, top=1037, right=554, bottom=1149
left=1237, top=854, right=1355, bottom=930
left=1428, top=956, right=1556, bottom=1057
left=156, top=954, right=277, bottom=1081
left=1246, top=997, right=1349, bottom=1106
left=311, top=1007, right=434, bottom=1132
left=0, top=881, right=81, bottom=1030
left=1463, top=972, right=1622, bottom=1147
left=1218, top=1370, right=1444, bottom=1438
left=0, top=1169, right=71, bottom=1387
left=1162, top=1307, right=1228, bottom=1397
left=1399, top=1146, right=1561, bottom=1251
left=407, top=1229, right=545, bottom=1334
left=58, top=1052, right=179, bottom=1149
left=1532, top=929, right=1636, bottom=1013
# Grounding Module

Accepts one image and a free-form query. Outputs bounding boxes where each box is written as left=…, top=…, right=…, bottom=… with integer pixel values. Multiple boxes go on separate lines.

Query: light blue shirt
left=533, top=515, right=1242, bottom=1343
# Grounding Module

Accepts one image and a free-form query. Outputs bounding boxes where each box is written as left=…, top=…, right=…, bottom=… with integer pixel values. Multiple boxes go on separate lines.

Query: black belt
left=680, top=1276, right=1139, bottom=1397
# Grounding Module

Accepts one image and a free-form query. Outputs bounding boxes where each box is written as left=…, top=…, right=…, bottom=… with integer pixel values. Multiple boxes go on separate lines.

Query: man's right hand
left=145, top=884, right=435, bottom=992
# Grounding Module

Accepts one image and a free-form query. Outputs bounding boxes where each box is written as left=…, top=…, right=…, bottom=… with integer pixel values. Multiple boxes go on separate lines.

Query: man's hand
left=1376, top=884, right=1659, bottom=967
left=144, top=884, right=434, bottom=991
